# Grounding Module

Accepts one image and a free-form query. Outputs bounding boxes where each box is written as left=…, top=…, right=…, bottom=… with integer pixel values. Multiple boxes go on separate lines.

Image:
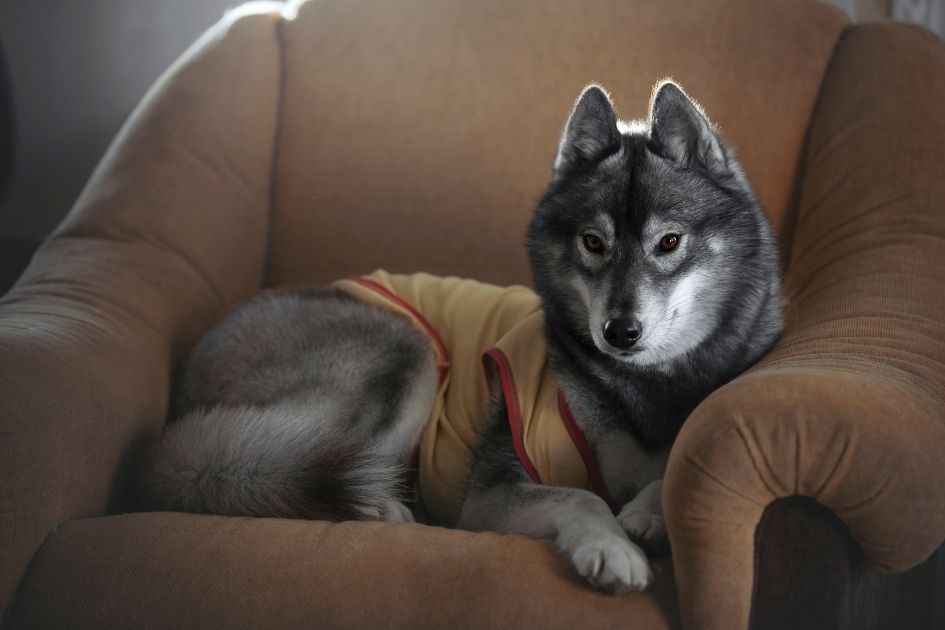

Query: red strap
left=482, top=348, right=543, bottom=484
left=346, top=275, right=449, bottom=385
left=557, top=391, right=618, bottom=512
left=482, top=347, right=616, bottom=510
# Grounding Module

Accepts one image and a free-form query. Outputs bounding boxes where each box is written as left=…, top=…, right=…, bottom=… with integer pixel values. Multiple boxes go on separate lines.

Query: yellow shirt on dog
left=334, top=270, right=612, bottom=524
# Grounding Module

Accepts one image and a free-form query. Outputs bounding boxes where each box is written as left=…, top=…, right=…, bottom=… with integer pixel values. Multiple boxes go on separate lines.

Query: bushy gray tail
left=142, top=405, right=402, bottom=521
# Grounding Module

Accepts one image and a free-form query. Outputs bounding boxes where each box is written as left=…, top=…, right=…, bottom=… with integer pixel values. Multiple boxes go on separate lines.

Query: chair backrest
left=267, top=0, right=848, bottom=287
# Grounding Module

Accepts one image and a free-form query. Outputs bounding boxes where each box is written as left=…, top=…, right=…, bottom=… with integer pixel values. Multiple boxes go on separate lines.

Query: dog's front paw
left=617, top=505, right=668, bottom=554
left=567, top=533, right=652, bottom=593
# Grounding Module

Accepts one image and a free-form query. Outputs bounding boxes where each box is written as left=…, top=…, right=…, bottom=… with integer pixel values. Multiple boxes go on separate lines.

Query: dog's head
left=528, top=81, right=781, bottom=369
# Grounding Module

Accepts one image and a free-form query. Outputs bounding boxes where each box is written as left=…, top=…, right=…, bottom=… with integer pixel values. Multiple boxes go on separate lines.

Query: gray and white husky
left=143, top=81, right=783, bottom=593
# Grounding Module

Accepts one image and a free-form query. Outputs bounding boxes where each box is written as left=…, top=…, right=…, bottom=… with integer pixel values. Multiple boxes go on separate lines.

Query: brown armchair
left=2, top=1, right=944, bottom=628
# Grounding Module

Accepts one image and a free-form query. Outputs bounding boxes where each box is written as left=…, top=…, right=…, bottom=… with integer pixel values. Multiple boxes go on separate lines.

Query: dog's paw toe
left=569, top=534, right=651, bottom=594
left=618, top=510, right=666, bottom=543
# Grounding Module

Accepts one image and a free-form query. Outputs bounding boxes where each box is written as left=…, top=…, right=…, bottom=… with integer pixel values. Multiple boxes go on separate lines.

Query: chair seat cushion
left=7, top=512, right=679, bottom=629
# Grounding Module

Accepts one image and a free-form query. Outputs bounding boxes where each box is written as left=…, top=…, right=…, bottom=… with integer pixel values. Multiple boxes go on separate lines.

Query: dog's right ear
left=553, top=86, right=621, bottom=176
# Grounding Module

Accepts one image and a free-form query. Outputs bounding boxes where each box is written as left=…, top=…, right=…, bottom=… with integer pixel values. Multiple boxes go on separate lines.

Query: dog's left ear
left=649, top=81, right=729, bottom=174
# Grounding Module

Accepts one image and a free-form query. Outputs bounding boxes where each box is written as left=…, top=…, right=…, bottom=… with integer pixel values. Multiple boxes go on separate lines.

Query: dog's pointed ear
left=554, top=85, right=621, bottom=175
left=649, top=81, right=728, bottom=173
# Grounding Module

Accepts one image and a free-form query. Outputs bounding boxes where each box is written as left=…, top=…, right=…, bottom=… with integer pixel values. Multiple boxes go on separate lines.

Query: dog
left=143, top=81, right=783, bottom=594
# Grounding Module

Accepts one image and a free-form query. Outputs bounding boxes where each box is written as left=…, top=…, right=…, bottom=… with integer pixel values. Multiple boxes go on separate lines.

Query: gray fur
left=143, top=288, right=438, bottom=522
left=142, top=81, right=782, bottom=594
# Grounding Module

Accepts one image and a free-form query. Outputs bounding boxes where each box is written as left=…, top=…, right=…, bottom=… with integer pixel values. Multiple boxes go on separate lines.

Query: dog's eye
left=582, top=234, right=605, bottom=254
left=658, top=234, right=680, bottom=252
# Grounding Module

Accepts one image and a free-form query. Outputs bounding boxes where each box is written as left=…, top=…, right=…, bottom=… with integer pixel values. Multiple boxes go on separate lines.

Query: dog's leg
left=462, top=482, right=652, bottom=593
left=616, top=479, right=668, bottom=554
left=458, top=400, right=651, bottom=593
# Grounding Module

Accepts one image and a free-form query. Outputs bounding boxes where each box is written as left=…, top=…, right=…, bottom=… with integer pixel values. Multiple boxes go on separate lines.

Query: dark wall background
left=0, top=0, right=239, bottom=241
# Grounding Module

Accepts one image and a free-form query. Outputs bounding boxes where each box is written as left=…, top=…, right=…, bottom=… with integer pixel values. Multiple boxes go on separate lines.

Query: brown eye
left=659, top=234, right=680, bottom=252
left=583, top=234, right=605, bottom=254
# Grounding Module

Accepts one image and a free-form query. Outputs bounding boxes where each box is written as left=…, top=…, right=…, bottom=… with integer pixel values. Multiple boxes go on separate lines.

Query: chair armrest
left=0, top=5, right=283, bottom=614
left=664, top=22, right=945, bottom=630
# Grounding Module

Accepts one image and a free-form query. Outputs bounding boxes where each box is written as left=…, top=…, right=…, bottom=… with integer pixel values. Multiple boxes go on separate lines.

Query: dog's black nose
left=603, top=317, right=642, bottom=350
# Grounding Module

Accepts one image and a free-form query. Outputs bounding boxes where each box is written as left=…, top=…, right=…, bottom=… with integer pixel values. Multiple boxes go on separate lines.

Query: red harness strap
left=482, top=348, right=544, bottom=484
left=557, top=391, right=618, bottom=512
left=345, top=275, right=450, bottom=386
left=482, top=347, right=616, bottom=511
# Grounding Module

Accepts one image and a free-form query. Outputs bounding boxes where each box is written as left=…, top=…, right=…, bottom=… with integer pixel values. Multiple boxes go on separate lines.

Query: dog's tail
left=141, top=404, right=404, bottom=521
